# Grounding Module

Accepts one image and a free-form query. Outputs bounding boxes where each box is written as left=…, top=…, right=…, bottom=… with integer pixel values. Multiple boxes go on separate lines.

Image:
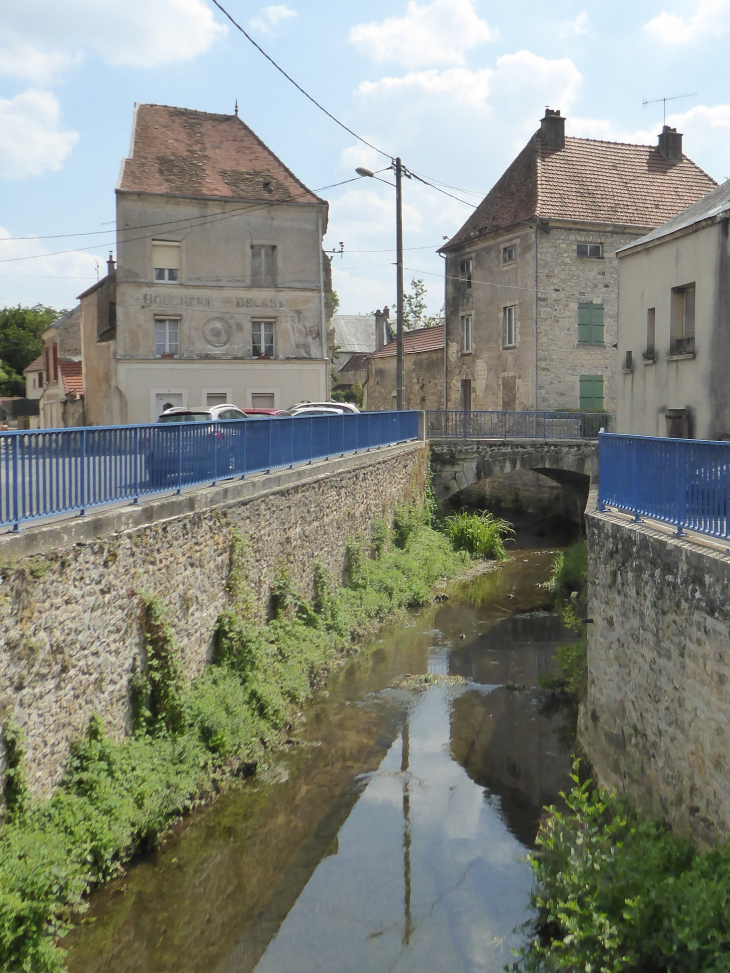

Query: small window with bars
left=252, top=320, right=274, bottom=357
left=503, top=306, right=517, bottom=348
left=155, top=318, right=179, bottom=357
left=502, top=245, right=516, bottom=264
left=577, top=243, right=603, bottom=258
left=577, top=302, right=605, bottom=345
left=459, top=257, right=473, bottom=288
left=152, top=241, right=180, bottom=282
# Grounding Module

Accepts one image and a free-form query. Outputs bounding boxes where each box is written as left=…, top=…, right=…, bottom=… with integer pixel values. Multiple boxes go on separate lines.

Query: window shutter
left=591, top=304, right=604, bottom=344
left=579, top=374, right=604, bottom=410
left=152, top=241, right=180, bottom=270
left=251, top=246, right=263, bottom=287
left=577, top=304, right=592, bottom=343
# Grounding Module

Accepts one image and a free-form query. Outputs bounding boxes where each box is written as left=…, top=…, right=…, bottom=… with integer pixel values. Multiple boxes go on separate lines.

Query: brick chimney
left=657, top=125, right=683, bottom=164
left=539, top=109, right=565, bottom=150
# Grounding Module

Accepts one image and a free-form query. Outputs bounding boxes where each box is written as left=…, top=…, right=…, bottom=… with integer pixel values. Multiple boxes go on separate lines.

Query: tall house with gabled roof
left=439, top=110, right=716, bottom=416
left=82, top=103, right=331, bottom=424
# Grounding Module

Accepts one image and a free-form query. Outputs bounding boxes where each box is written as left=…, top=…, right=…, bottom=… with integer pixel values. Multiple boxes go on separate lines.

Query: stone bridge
left=428, top=439, right=598, bottom=503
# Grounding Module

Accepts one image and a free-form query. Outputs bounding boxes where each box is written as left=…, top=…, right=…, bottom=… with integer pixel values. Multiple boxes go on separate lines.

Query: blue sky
left=2, top=0, right=730, bottom=315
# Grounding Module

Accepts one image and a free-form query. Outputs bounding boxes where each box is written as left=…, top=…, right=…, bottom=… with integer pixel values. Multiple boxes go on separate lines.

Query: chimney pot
left=540, top=108, right=565, bottom=150
left=107, top=251, right=116, bottom=275
left=657, top=125, right=683, bottom=164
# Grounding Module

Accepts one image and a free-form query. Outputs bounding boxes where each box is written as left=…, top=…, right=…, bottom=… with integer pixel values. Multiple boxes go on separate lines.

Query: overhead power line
left=209, top=0, right=392, bottom=161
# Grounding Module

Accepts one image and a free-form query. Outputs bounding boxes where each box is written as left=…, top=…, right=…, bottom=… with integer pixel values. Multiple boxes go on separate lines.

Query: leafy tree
left=402, top=279, right=444, bottom=329
left=0, top=304, right=62, bottom=396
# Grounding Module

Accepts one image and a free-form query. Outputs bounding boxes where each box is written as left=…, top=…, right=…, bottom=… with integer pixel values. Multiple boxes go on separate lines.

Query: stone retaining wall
left=583, top=503, right=730, bottom=844
left=0, top=442, right=426, bottom=798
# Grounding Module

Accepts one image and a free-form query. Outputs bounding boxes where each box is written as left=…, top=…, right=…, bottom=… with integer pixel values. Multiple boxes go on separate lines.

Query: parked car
left=146, top=404, right=258, bottom=486
left=288, top=401, right=360, bottom=416
left=241, top=408, right=290, bottom=417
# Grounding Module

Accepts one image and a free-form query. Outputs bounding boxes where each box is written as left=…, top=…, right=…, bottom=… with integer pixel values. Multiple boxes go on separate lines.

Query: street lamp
left=356, top=159, right=405, bottom=411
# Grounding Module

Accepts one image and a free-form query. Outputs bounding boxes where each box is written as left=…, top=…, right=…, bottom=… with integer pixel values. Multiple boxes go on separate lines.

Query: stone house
left=367, top=324, right=444, bottom=410
left=38, top=306, right=85, bottom=428
left=616, top=179, right=730, bottom=439
left=440, top=110, right=716, bottom=415
left=331, top=308, right=390, bottom=394
left=82, top=103, right=333, bottom=424
left=23, top=356, right=44, bottom=401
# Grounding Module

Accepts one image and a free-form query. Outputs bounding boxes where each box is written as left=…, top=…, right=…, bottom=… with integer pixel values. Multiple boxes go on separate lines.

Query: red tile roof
left=444, top=134, right=717, bottom=249
left=370, top=324, right=444, bottom=358
left=23, top=356, right=44, bottom=374
left=118, top=104, right=323, bottom=205
left=60, top=360, right=84, bottom=397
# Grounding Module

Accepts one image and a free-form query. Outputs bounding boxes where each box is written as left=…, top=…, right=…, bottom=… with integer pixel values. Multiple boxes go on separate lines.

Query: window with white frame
left=502, top=245, right=516, bottom=263
left=152, top=241, right=180, bottom=282
left=155, top=318, right=179, bottom=356
left=503, top=306, right=517, bottom=348
left=577, top=243, right=603, bottom=259
left=461, top=314, right=472, bottom=353
left=251, top=245, right=277, bottom=287
left=252, top=320, right=274, bottom=357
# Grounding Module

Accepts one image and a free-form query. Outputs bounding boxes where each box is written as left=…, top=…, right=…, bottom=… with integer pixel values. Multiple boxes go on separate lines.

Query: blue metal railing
left=0, top=412, right=419, bottom=530
left=425, top=410, right=612, bottom=440
left=599, top=433, right=730, bottom=541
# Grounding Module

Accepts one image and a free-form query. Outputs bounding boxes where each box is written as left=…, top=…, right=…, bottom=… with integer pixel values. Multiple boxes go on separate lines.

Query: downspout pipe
left=317, top=208, right=327, bottom=396
left=534, top=221, right=539, bottom=409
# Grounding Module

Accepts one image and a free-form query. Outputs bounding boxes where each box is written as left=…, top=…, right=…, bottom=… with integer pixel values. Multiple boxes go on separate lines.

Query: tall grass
left=444, top=509, right=514, bottom=560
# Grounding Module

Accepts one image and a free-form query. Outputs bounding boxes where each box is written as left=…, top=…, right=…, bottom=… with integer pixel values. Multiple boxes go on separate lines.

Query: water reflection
left=66, top=551, right=575, bottom=973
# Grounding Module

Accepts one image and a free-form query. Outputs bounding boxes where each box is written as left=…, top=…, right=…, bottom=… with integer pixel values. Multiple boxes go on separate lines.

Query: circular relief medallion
left=203, top=317, right=232, bottom=347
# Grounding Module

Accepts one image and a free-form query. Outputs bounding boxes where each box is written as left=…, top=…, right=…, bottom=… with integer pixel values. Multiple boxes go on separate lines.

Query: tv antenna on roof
left=642, top=92, right=697, bottom=125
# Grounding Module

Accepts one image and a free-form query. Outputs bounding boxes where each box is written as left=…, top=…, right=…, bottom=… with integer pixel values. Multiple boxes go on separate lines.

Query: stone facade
left=583, top=504, right=730, bottom=844
left=0, top=443, right=426, bottom=798
left=367, top=346, right=444, bottom=411
left=445, top=222, right=640, bottom=415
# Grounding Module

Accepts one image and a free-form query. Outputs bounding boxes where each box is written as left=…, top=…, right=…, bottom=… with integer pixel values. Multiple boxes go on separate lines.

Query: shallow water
left=65, top=546, right=576, bottom=973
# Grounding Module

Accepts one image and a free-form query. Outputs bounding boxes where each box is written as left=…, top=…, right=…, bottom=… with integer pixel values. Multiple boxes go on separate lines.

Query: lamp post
left=356, top=160, right=405, bottom=411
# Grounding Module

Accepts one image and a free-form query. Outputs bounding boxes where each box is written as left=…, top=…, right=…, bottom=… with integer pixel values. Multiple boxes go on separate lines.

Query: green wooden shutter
left=579, top=374, right=604, bottom=410
left=577, top=303, right=605, bottom=344
left=577, top=303, right=592, bottom=343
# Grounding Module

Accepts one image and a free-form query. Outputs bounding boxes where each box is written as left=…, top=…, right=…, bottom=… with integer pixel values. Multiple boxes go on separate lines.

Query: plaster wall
left=367, top=348, right=444, bottom=412
left=616, top=222, right=728, bottom=439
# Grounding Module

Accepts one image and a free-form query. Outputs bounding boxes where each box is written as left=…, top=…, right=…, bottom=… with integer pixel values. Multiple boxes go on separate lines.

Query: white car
left=288, top=401, right=360, bottom=416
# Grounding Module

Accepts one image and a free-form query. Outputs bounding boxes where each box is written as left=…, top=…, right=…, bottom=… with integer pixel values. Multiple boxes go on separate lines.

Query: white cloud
left=249, top=5, right=297, bottom=35
left=558, top=10, right=590, bottom=38
left=0, top=90, right=78, bottom=179
left=645, top=0, right=730, bottom=44
left=327, top=49, right=583, bottom=313
left=0, top=0, right=226, bottom=83
left=0, top=224, right=105, bottom=310
left=349, top=0, right=494, bottom=69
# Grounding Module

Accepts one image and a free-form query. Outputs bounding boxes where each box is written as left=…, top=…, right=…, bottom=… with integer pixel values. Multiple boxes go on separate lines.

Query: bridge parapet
left=429, top=438, right=598, bottom=501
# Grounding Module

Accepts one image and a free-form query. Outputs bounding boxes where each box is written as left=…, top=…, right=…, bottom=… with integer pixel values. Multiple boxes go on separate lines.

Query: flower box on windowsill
left=160, top=353, right=175, bottom=359
left=255, top=354, right=272, bottom=360
left=642, top=351, right=656, bottom=363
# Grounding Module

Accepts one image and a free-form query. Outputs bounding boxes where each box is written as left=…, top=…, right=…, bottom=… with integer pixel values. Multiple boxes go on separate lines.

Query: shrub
left=545, top=538, right=587, bottom=596
left=444, top=509, right=514, bottom=560
left=515, top=763, right=730, bottom=972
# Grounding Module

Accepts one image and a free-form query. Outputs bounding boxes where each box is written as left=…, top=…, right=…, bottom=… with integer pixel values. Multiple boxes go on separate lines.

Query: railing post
left=631, top=438, right=641, bottom=522
left=11, top=434, right=19, bottom=531
left=596, top=432, right=606, bottom=511
left=133, top=427, right=140, bottom=503
left=212, top=422, right=218, bottom=486
left=79, top=428, right=87, bottom=517
left=675, top=441, right=687, bottom=536
left=177, top=425, right=182, bottom=494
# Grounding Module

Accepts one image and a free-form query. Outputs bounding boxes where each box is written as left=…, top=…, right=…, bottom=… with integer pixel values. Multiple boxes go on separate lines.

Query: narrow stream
left=66, top=532, right=578, bottom=973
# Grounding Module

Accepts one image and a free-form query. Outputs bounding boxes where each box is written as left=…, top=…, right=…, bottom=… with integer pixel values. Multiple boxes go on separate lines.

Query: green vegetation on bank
left=512, top=763, right=730, bottom=972
left=444, top=509, right=514, bottom=560
left=0, top=499, right=502, bottom=972
left=539, top=538, right=588, bottom=699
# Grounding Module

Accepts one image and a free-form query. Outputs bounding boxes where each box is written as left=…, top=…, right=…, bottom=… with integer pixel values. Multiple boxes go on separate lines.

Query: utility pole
left=395, top=157, right=405, bottom=412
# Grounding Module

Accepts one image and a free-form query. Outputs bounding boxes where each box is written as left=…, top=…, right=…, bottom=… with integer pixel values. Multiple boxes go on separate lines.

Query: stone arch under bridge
left=429, top=440, right=598, bottom=507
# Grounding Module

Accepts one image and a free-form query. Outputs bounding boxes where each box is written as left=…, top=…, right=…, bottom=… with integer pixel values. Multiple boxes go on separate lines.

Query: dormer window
left=152, top=240, right=180, bottom=282
left=577, top=243, right=602, bottom=259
